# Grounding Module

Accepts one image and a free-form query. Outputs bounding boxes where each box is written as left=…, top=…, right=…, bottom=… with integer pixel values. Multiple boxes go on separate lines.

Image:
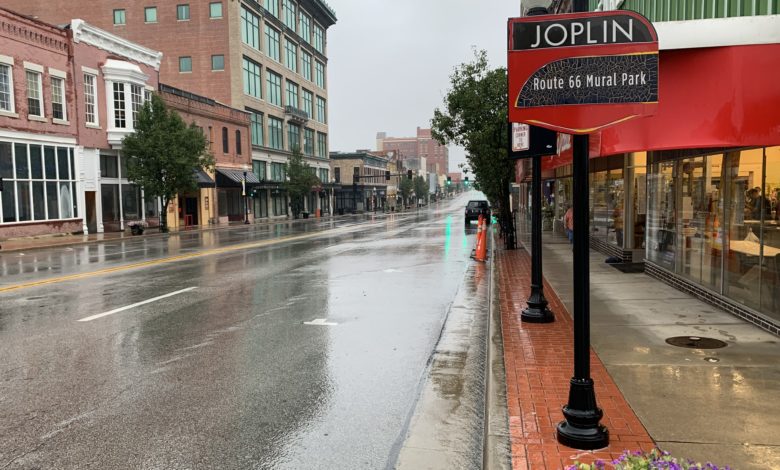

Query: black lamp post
left=243, top=170, right=250, bottom=224
left=521, top=154, right=555, bottom=323
left=555, top=0, right=609, bottom=451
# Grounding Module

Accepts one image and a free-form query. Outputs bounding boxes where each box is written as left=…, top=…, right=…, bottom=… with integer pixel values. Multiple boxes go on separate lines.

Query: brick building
left=377, top=127, right=449, bottom=177
left=0, top=9, right=162, bottom=238
left=5, top=0, right=338, bottom=220
left=330, top=151, right=389, bottom=213
left=158, top=84, right=254, bottom=229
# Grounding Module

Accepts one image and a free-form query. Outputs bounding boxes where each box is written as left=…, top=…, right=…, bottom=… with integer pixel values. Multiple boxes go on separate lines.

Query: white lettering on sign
left=512, top=123, right=530, bottom=152
left=533, top=71, right=648, bottom=91
left=530, top=18, right=634, bottom=48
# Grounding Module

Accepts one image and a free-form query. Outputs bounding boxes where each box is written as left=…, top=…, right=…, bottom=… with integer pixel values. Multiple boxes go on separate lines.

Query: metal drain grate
left=665, top=336, right=728, bottom=349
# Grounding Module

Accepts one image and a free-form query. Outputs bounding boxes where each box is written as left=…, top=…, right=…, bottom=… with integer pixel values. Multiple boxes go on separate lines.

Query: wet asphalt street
left=0, top=193, right=483, bottom=469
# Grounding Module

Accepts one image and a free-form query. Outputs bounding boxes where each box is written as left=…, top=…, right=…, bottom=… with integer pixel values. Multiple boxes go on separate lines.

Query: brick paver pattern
left=497, top=247, right=655, bottom=469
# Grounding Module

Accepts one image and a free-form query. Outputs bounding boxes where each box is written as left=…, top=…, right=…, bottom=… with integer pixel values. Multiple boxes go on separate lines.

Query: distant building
left=377, top=127, right=449, bottom=176
left=3, top=0, right=338, bottom=221
left=329, top=150, right=389, bottom=213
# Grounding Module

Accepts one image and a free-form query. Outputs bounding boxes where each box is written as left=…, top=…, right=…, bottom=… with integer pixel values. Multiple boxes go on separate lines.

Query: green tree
left=122, top=94, right=213, bottom=233
left=413, top=175, right=428, bottom=204
left=398, top=177, right=414, bottom=207
left=284, top=148, right=320, bottom=219
left=431, top=49, right=512, bottom=221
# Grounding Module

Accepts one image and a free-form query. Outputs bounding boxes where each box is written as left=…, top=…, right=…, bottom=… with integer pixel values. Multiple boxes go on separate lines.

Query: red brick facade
left=378, top=127, right=449, bottom=176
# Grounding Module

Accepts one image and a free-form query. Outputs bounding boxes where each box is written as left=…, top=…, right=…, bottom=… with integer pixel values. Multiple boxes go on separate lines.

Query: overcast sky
left=326, top=0, right=520, bottom=173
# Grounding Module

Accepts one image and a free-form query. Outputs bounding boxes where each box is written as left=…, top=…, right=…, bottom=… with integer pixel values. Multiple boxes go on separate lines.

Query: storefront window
left=272, top=191, right=287, bottom=216
left=254, top=189, right=268, bottom=218
left=647, top=160, right=676, bottom=269
left=760, top=146, right=780, bottom=320
left=629, top=152, right=647, bottom=250
left=607, top=166, right=624, bottom=247
left=122, top=184, right=141, bottom=220
left=101, top=184, right=119, bottom=222
left=724, top=148, right=764, bottom=311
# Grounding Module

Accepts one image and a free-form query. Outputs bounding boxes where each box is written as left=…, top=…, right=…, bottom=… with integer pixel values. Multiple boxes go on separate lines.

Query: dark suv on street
left=465, top=200, right=490, bottom=226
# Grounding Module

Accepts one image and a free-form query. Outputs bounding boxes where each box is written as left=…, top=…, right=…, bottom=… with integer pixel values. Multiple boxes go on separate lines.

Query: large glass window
left=242, top=57, right=262, bottom=99
left=301, top=51, right=312, bottom=81
left=283, top=0, right=297, bottom=30
left=315, top=60, right=325, bottom=88
left=313, top=23, right=324, bottom=53
left=285, top=81, right=298, bottom=108
left=299, top=14, right=310, bottom=43
left=271, top=162, right=286, bottom=181
left=316, top=132, right=327, bottom=159
left=268, top=116, right=283, bottom=150
left=760, top=146, right=780, bottom=320
left=130, top=84, right=143, bottom=127
left=253, top=160, right=266, bottom=180
left=647, top=159, right=676, bottom=270
left=285, top=39, right=298, bottom=73
left=122, top=184, right=141, bottom=220
left=304, top=128, right=314, bottom=155
left=101, top=183, right=120, bottom=222
left=266, top=70, right=282, bottom=106
left=241, top=6, right=260, bottom=50
left=724, top=148, right=765, bottom=312
left=315, top=96, right=326, bottom=123
left=288, top=123, right=301, bottom=152
left=264, top=0, right=279, bottom=17
left=248, top=110, right=264, bottom=147
left=302, top=89, right=313, bottom=118
left=265, top=25, right=280, bottom=62
left=272, top=190, right=287, bottom=216
left=100, top=154, right=118, bottom=178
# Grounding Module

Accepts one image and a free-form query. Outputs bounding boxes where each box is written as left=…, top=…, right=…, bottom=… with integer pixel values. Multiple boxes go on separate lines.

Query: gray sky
left=326, top=0, right=520, bottom=173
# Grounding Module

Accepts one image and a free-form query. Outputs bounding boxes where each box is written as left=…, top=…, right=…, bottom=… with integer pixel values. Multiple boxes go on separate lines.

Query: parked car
left=465, top=200, right=490, bottom=226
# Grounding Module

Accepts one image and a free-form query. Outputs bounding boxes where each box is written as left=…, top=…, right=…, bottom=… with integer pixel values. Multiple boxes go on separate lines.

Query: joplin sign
left=508, top=10, right=658, bottom=134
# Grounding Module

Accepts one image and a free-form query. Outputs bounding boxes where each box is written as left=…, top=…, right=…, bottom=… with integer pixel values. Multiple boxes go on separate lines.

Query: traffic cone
left=474, top=220, right=487, bottom=261
left=472, top=215, right=483, bottom=259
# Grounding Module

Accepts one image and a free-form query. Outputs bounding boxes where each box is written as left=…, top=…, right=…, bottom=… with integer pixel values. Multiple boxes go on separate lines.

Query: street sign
left=508, top=10, right=658, bottom=134
left=508, top=123, right=558, bottom=159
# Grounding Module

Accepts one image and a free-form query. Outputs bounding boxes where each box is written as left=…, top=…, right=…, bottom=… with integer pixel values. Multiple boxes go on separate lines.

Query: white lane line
left=77, top=287, right=197, bottom=322
left=303, top=318, right=338, bottom=326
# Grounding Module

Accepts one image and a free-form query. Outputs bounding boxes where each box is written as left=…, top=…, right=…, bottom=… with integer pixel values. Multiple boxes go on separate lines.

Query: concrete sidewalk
left=498, top=233, right=780, bottom=469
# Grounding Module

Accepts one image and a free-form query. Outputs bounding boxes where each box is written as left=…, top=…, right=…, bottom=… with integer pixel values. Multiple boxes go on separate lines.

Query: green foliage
left=431, top=49, right=512, bottom=219
left=398, top=177, right=414, bottom=204
left=284, top=148, right=320, bottom=218
left=122, top=94, right=213, bottom=232
left=413, top=175, right=428, bottom=201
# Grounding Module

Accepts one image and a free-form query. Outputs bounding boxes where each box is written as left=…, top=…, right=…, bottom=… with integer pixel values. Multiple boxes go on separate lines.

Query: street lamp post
left=242, top=169, right=250, bottom=225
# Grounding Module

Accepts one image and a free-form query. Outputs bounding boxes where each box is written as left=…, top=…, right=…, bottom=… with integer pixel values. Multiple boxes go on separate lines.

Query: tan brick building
left=5, top=0, right=337, bottom=219
left=377, top=127, right=449, bottom=177
left=330, top=151, right=390, bottom=213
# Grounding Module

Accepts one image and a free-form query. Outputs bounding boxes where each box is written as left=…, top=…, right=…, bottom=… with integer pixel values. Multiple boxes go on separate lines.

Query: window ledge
left=28, top=115, right=47, bottom=122
left=144, top=21, right=158, bottom=25
left=210, top=17, right=223, bottom=20
left=211, top=69, right=225, bottom=72
left=179, top=71, right=192, bottom=74
left=0, top=110, right=19, bottom=118
left=86, top=123, right=102, bottom=129
left=53, top=118, right=70, bottom=126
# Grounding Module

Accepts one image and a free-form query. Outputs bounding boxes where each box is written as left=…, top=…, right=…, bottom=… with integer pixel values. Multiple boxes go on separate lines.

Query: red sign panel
left=508, top=11, right=659, bottom=135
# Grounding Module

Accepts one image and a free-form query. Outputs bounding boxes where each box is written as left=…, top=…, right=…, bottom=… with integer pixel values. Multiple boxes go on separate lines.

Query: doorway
left=184, top=196, right=199, bottom=226
left=85, top=191, right=97, bottom=234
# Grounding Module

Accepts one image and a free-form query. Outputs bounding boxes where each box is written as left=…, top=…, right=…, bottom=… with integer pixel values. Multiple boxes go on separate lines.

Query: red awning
left=539, top=43, right=780, bottom=172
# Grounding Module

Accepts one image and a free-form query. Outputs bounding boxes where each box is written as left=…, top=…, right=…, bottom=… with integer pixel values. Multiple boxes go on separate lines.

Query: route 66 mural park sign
left=508, top=10, right=659, bottom=135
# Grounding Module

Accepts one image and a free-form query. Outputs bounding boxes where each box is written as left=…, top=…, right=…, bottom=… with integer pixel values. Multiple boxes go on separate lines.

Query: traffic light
left=446, top=176, right=452, bottom=185
left=385, top=170, right=390, bottom=181
left=407, top=170, right=413, bottom=179
left=464, top=176, right=469, bottom=186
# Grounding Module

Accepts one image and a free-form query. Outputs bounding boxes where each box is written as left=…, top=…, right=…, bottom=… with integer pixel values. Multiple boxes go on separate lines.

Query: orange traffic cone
left=474, top=220, right=487, bottom=261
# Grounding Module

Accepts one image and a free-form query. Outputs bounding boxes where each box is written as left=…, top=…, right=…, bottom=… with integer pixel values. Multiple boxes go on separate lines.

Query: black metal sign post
left=556, top=0, right=609, bottom=449
left=507, top=121, right=557, bottom=324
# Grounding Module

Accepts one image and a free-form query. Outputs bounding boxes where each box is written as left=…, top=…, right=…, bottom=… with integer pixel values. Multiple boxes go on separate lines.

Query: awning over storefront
left=195, top=168, right=215, bottom=188
left=215, top=168, right=261, bottom=188
left=540, top=43, right=780, bottom=172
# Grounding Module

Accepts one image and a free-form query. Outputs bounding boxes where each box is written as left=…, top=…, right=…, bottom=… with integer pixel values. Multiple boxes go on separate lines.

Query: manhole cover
left=665, top=336, right=728, bottom=349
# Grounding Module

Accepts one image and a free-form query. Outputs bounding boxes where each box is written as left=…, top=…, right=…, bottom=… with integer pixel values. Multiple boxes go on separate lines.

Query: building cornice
left=70, top=19, right=162, bottom=70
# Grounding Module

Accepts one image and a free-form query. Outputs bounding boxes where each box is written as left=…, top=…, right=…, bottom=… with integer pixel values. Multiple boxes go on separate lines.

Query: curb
left=483, top=230, right=512, bottom=469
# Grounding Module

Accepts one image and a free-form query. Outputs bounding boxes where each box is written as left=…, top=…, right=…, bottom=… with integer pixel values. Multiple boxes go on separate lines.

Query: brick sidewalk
left=497, top=247, right=655, bottom=469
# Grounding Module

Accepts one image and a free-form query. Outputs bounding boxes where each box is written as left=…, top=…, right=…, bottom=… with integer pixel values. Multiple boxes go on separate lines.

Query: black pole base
left=556, top=378, right=609, bottom=450
left=521, top=305, right=555, bottom=323
left=522, top=290, right=554, bottom=323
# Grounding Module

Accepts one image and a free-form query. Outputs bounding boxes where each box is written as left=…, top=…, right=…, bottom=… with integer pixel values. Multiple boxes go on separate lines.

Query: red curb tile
left=497, top=247, right=655, bottom=468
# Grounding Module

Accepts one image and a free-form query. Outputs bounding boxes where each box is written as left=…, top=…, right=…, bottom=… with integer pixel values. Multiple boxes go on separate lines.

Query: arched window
left=236, top=130, right=242, bottom=155
left=222, top=127, right=229, bottom=153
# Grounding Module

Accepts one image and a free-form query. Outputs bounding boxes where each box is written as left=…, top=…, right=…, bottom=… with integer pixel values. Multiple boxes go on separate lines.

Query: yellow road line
left=0, top=225, right=359, bottom=294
